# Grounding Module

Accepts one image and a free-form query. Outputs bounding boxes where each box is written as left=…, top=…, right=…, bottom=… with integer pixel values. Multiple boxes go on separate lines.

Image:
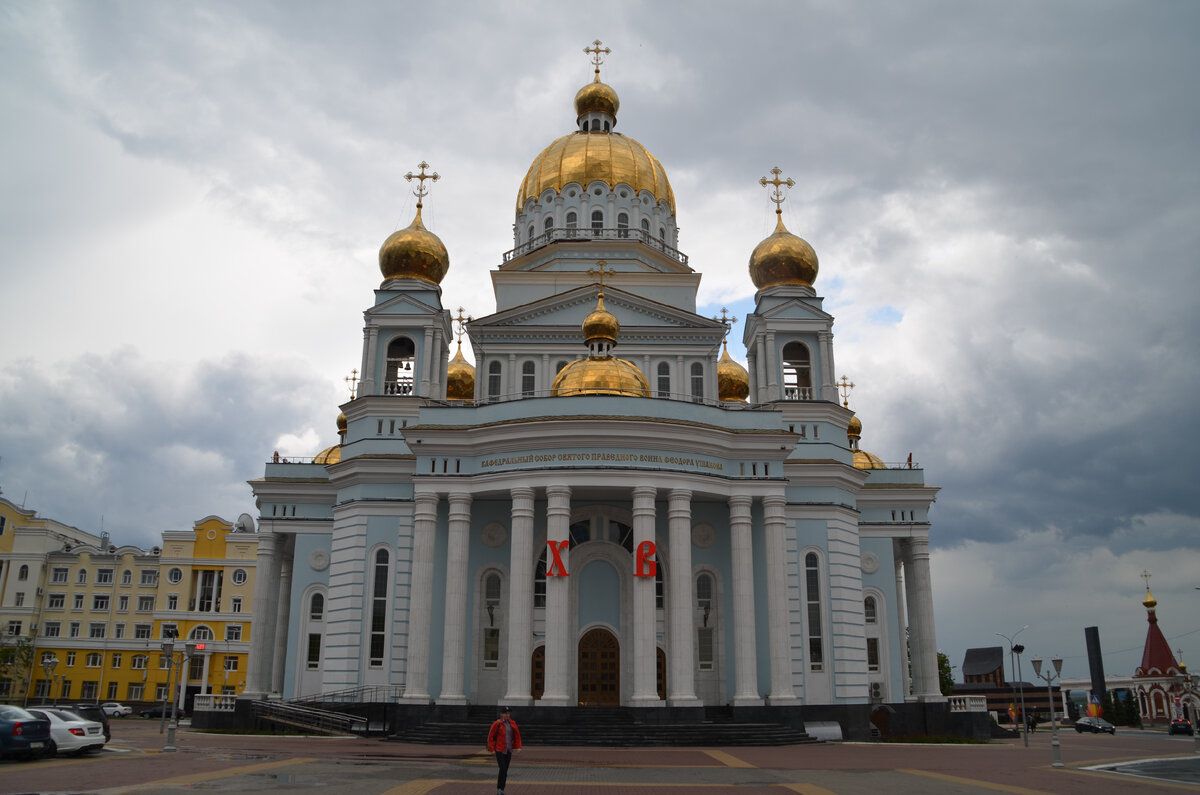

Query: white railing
left=948, top=695, right=989, bottom=713
left=192, top=694, right=237, bottom=712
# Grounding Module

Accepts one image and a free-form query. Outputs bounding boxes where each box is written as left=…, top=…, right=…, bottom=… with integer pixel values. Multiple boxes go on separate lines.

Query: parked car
left=139, top=703, right=181, bottom=719
left=27, top=703, right=110, bottom=741
left=1169, top=718, right=1194, bottom=735
left=0, top=705, right=51, bottom=761
left=1075, top=716, right=1116, bottom=734
left=101, top=702, right=132, bottom=718
left=26, top=709, right=105, bottom=756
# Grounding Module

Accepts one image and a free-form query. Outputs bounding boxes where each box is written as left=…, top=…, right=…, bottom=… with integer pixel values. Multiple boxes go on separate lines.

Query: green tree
left=0, top=635, right=34, bottom=699
left=937, top=651, right=956, bottom=696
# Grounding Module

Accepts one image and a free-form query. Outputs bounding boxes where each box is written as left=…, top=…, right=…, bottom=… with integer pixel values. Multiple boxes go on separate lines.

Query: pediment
left=471, top=285, right=724, bottom=332
left=366, top=290, right=446, bottom=318
left=754, top=295, right=834, bottom=323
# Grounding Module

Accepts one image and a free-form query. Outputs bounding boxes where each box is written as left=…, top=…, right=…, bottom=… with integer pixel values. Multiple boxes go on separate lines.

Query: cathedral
left=243, top=44, right=945, bottom=733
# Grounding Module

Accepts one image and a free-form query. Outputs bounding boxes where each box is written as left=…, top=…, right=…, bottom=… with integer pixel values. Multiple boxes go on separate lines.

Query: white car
left=101, top=702, right=132, bottom=717
left=26, top=708, right=106, bottom=756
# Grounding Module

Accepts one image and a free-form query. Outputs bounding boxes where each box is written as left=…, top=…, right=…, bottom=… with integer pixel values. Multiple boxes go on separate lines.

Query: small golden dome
left=749, top=212, right=819, bottom=289
left=717, top=343, right=749, bottom=402
left=553, top=356, right=649, bottom=397
left=336, top=412, right=347, bottom=434
left=446, top=343, right=476, bottom=400
left=582, top=293, right=619, bottom=343
left=847, top=416, right=863, bottom=438
left=575, top=75, right=619, bottom=119
left=517, top=133, right=675, bottom=215
left=379, top=205, right=449, bottom=285
left=1143, top=589, right=1158, bottom=610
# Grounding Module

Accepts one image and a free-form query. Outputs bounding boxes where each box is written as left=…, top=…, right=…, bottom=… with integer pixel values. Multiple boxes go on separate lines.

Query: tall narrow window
left=527, top=224, right=534, bottom=241
left=544, top=215, right=554, bottom=232
left=617, top=212, right=629, bottom=238
left=533, top=550, right=547, bottom=608
left=483, top=573, right=501, bottom=670
left=310, top=593, right=324, bottom=621
left=18, top=565, right=28, bottom=580
left=640, top=218, right=650, bottom=235
left=782, top=342, right=813, bottom=400
left=521, top=361, right=536, bottom=396
left=565, top=211, right=578, bottom=229
left=690, top=362, right=704, bottom=402
left=805, top=552, right=823, bottom=671
left=307, top=633, right=322, bottom=670
left=591, top=209, right=604, bottom=230
left=385, top=337, right=416, bottom=396
left=864, top=596, right=877, bottom=624
left=369, top=549, right=390, bottom=667
left=867, top=637, right=880, bottom=672
left=656, top=362, right=670, bottom=398
left=487, top=361, right=502, bottom=401
left=696, top=573, right=715, bottom=671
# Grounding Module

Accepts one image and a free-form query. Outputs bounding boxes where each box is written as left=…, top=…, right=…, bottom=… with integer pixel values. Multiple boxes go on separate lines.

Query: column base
left=438, top=696, right=468, bottom=705
left=766, top=694, right=798, bottom=706
left=538, top=694, right=573, bottom=706
left=731, top=695, right=765, bottom=707
left=630, top=696, right=666, bottom=707
left=399, top=694, right=432, bottom=705
left=917, top=693, right=948, bottom=703
left=499, top=698, right=534, bottom=708
left=668, top=696, right=703, bottom=707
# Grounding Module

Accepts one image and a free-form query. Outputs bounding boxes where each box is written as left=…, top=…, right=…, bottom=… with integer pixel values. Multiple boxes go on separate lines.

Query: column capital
left=632, top=485, right=657, bottom=501
left=546, top=484, right=572, bottom=500
left=728, top=494, right=753, bottom=510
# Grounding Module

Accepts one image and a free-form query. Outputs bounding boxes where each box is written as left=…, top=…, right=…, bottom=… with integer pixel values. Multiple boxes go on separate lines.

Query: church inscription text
left=480, top=451, right=724, bottom=471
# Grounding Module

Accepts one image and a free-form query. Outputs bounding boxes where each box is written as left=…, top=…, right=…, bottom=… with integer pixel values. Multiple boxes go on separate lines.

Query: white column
left=200, top=653, right=212, bottom=695
left=503, top=487, right=535, bottom=705
left=764, top=494, right=797, bottom=702
left=420, top=328, right=434, bottom=397
left=667, top=489, right=700, bottom=706
left=765, top=332, right=779, bottom=399
left=819, top=330, right=836, bottom=402
left=541, top=485, right=572, bottom=705
left=244, top=531, right=280, bottom=698
left=360, top=327, right=378, bottom=396
left=439, top=492, right=472, bottom=703
left=401, top=491, right=438, bottom=702
left=893, top=542, right=912, bottom=700
left=507, top=353, right=518, bottom=398
left=729, top=495, right=762, bottom=705
left=270, top=555, right=292, bottom=695
left=631, top=486, right=661, bottom=705
left=904, top=536, right=944, bottom=701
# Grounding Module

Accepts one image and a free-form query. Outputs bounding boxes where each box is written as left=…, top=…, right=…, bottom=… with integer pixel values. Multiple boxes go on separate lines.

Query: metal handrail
left=251, top=700, right=364, bottom=735
left=291, top=685, right=403, bottom=704
left=503, top=226, right=688, bottom=266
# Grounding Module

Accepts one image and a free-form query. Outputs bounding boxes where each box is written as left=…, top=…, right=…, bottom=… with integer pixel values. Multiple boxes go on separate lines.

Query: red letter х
left=546, top=539, right=570, bottom=576
left=635, top=540, right=657, bottom=577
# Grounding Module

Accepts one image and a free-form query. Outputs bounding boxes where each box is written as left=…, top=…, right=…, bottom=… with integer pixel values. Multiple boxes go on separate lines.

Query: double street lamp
left=41, top=656, right=58, bottom=705
left=160, top=637, right=197, bottom=753
left=1177, top=670, right=1200, bottom=755
left=996, top=626, right=1030, bottom=747
left=1031, top=656, right=1065, bottom=769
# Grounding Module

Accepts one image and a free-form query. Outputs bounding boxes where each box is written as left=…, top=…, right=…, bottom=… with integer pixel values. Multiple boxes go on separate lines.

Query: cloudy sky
left=2, top=1, right=1197, bottom=682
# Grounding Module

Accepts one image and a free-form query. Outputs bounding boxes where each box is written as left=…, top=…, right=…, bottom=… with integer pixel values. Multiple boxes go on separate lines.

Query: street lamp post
left=1177, top=671, right=1200, bottom=755
left=41, top=657, right=58, bottom=705
left=1031, top=656, right=1065, bottom=769
left=997, top=626, right=1030, bottom=747
left=161, top=637, right=196, bottom=752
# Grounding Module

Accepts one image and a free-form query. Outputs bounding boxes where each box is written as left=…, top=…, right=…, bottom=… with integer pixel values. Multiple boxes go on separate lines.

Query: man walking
left=487, top=706, right=522, bottom=794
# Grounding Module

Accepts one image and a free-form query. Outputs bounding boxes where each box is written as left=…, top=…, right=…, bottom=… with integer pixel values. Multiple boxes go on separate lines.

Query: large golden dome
left=517, top=133, right=675, bottom=215
left=379, top=205, right=449, bottom=285
left=749, top=212, right=819, bottom=289
left=717, top=343, right=749, bottom=402
left=575, top=75, right=619, bottom=118
left=553, top=356, right=649, bottom=397
left=446, top=343, right=475, bottom=401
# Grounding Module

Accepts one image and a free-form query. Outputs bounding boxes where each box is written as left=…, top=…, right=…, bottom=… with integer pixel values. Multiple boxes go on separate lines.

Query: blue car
left=0, top=704, right=52, bottom=760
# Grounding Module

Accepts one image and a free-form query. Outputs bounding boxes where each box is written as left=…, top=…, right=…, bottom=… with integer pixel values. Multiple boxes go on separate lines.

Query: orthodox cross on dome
left=344, top=368, right=359, bottom=400
left=1141, top=569, right=1152, bottom=590
left=588, top=262, right=615, bottom=292
left=712, top=307, right=737, bottom=339
left=760, top=166, right=795, bottom=213
left=837, top=375, right=855, bottom=408
left=584, top=39, right=611, bottom=78
left=405, top=161, right=440, bottom=207
left=453, top=306, right=472, bottom=345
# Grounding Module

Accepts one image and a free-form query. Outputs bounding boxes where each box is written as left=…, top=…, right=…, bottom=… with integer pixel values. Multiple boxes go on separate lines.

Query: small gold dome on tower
left=582, top=293, right=620, bottom=343
left=314, top=412, right=348, bottom=465
left=336, top=412, right=347, bottom=434
left=379, top=205, right=449, bottom=285
left=446, top=343, right=476, bottom=401
left=749, top=213, right=819, bottom=289
left=717, top=343, right=749, bottom=402
left=847, top=415, right=886, bottom=470
left=575, top=75, right=620, bottom=119
left=1143, top=589, right=1158, bottom=610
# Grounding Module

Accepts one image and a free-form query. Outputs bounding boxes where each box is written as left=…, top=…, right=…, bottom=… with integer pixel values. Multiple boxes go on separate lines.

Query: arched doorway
left=578, top=628, right=619, bottom=705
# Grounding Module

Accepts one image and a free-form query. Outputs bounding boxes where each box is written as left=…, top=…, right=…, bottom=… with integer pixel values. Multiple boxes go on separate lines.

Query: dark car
left=1075, top=716, right=1116, bottom=734
left=139, top=703, right=182, bottom=719
left=1169, top=718, right=1194, bottom=735
left=0, top=704, right=52, bottom=760
left=27, top=703, right=110, bottom=741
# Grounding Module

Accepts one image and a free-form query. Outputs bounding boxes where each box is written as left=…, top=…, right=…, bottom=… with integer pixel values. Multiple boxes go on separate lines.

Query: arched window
left=640, top=218, right=650, bottom=234
left=555, top=360, right=568, bottom=374
left=487, top=360, right=502, bottom=401
left=617, top=212, right=629, bottom=238
left=385, top=337, right=416, bottom=396
left=565, top=211, right=578, bottom=229
left=369, top=549, right=390, bottom=666
left=656, top=362, right=671, bottom=398
left=482, top=572, right=501, bottom=670
left=521, top=361, right=536, bottom=396
left=591, top=209, right=604, bottom=231
left=805, top=552, right=824, bottom=671
left=544, top=215, right=554, bottom=232
left=690, top=362, right=704, bottom=402
left=77, top=569, right=87, bottom=584
left=659, top=226, right=666, bottom=241
left=782, top=341, right=813, bottom=400
left=527, top=224, right=534, bottom=241
left=603, top=120, right=610, bottom=132
left=121, top=569, right=132, bottom=585
left=310, top=593, right=324, bottom=621
left=696, top=572, right=715, bottom=671
left=190, top=626, right=213, bottom=641
left=864, top=596, right=877, bottom=624
left=18, top=564, right=28, bottom=580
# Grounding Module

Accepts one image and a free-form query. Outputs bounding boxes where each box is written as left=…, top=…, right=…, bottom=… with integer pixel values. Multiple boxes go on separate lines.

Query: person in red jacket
left=487, top=706, right=522, bottom=794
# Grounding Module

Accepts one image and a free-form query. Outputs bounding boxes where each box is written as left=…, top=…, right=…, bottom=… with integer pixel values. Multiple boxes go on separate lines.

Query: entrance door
left=578, top=628, right=620, bottom=705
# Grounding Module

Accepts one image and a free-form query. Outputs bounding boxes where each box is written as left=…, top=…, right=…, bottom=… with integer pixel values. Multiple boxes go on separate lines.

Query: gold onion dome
left=446, top=343, right=476, bottom=400
left=749, top=212, right=819, bottom=289
left=847, top=415, right=886, bottom=470
left=379, top=205, right=449, bottom=285
left=552, top=291, right=648, bottom=397
left=575, top=74, right=619, bottom=118
left=717, top=343, right=749, bottom=402
left=582, top=292, right=620, bottom=343
left=1143, top=589, right=1158, bottom=610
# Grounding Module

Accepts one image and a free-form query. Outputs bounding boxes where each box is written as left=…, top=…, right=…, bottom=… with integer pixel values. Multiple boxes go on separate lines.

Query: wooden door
left=577, top=628, right=620, bottom=705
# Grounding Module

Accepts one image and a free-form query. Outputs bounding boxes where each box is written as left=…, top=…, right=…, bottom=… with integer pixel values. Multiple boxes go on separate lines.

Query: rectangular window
left=231, top=597, right=242, bottom=613
left=93, top=594, right=110, bottom=611
left=89, top=623, right=106, bottom=639
left=34, top=680, right=50, bottom=699
left=81, top=681, right=99, bottom=700
left=97, top=568, right=113, bottom=584
left=0, top=680, right=10, bottom=697
left=14, top=592, right=23, bottom=607
left=44, top=621, right=60, bottom=637
left=167, top=594, right=178, bottom=610
left=48, top=593, right=65, bottom=609
left=128, top=683, right=144, bottom=701
left=225, top=655, right=240, bottom=672
left=69, top=622, right=81, bottom=637
left=135, top=624, right=152, bottom=639
left=137, top=595, right=155, bottom=611
left=86, top=653, right=102, bottom=667
left=188, top=656, right=204, bottom=679
left=52, top=567, right=68, bottom=584
left=107, top=681, right=118, bottom=699
left=118, top=595, right=129, bottom=611
left=867, top=638, right=880, bottom=672
left=161, top=623, right=177, bottom=639
left=113, top=623, right=125, bottom=639
left=483, top=628, right=500, bottom=670
left=73, top=594, right=84, bottom=609
left=6, top=621, right=21, bottom=635
left=131, top=655, right=148, bottom=670
left=140, top=570, right=157, bottom=586
left=111, top=653, right=122, bottom=669
left=121, top=569, right=132, bottom=585
left=306, top=632, right=322, bottom=670
left=66, top=652, right=75, bottom=667
left=155, top=684, right=168, bottom=701
left=225, top=625, right=242, bottom=642
left=697, top=627, right=714, bottom=671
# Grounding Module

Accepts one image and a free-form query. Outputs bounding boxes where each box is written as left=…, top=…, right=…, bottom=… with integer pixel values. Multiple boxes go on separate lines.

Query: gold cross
left=712, top=308, right=737, bottom=339
left=759, top=166, right=795, bottom=210
left=1141, top=569, right=1152, bottom=590
left=344, top=368, right=359, bottom=400
left=837, top=375, right=855, bottom=408
left=453, top=306, right=472, bottom=344
left=404, top=161, right=440, bottom=205
left=584, top=39, right=611, bottom=78
left=587, top=262, right=615, bottom=289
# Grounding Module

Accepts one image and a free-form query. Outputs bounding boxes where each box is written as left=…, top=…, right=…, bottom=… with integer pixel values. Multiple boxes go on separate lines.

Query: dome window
left=591, top=209, right=604, bottom=230
left=544, top=215, right=554, bottom=232
left=640, top=218, right=650, bottom=234
left=604, top=120, right=610, bottom=131
left=487, top=360, right=502, bottom=401
left=527, top=224, right=534, bottom=241
left=656, top=362, right=670, bottom=398
left=659, top=226, right=666, bottom=241
left=593, top=187, right=603, bottom=196
left=617, top=212, right=629, bottom=238
left=566, top=211, right=578, bottom=229
left=690, top=362, right=704, bottom=402
left=521, top=361, right=536, bottom=396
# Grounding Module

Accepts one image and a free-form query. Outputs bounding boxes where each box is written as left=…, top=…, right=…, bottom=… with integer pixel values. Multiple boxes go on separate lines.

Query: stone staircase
left=388, top=705, right=819, bottom=747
